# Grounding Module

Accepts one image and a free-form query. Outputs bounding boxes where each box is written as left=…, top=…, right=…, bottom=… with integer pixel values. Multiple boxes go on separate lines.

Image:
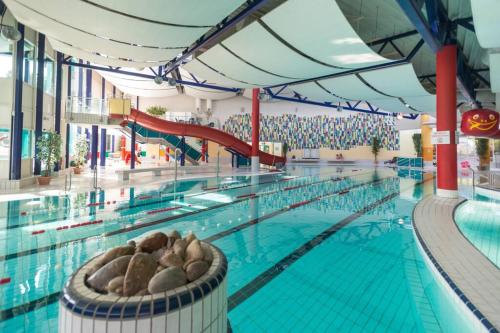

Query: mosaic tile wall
left=222, top=113, right=400, bottom=150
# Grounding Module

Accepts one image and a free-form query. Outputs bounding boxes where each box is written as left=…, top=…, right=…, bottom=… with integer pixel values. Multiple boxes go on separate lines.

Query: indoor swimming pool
left=0, top=166, right=475, bottom=332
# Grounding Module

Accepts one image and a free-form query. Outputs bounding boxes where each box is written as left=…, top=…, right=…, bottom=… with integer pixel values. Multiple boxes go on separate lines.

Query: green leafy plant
left=475, top=138, right=490, bottom=170
left=371, top=136, right=382, bottom=163
left=73, top=134, right=88, bottom=167
left=282, top=142, right=289, bottom=158
left=36, top=132, right=62, bottom=177
left=412, top=133, right=422, bottom=157
left=146, top=105, right=167, bottom=117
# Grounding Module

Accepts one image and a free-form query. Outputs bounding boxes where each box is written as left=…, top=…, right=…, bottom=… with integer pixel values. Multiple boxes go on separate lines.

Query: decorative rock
left=123, top=253, right=157, bottom=296
left=167, top=230, right=181, bottom=240
left=185, top=260, right=209, bottom=282
left=156, top=266, right=165, bottom=273
left=127, top=240, right=136, bottom=247
left=87, top=256, right=132, bottom=292
left=184, top=233, right=197, bottom=245
left=148, top=266, right=187, bottom=294
left=135, top=246, right=143, bottom=253
left=158, top=252, right=184, bottom=268
left=88, top=246, right=135, bottom=275
left=173, top=239, right=187, bottom=260
left=137, top=232, right=168, bottom=253
left=135, top=289, right=149, bottom=296
left=107, top=275, right=125, bottom=292
left=201, top=242, right=214, bottom=264
left=185, top=240, right=204, bottom=264
left=151, top=247, right=170, bottom=262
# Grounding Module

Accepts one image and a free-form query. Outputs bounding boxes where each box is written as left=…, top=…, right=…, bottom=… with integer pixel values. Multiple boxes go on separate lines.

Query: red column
left=251, top=88, right=260, bottom=157
left=436, top=45, right=458, bottom=198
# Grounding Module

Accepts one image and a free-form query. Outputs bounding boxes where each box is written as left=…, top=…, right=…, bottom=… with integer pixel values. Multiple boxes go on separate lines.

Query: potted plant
left=475, top=138, right=490, bottom=171
left=412, top=133, right=422, bottom=157
left=73, top=134, right=88, bottom=174
left=282, top=142, right=289, bottom=159
left=146, top=105, right=167, bottom=117
left=36, top=131, right=62, bottom=185
left=371, top=136, right=382, bottom=165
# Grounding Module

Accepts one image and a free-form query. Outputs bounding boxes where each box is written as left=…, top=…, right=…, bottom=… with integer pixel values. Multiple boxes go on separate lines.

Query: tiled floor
left=413, top=195, right=500, bottom=332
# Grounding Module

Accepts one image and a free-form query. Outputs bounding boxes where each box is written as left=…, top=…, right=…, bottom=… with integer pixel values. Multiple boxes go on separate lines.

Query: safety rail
left=470, top=168, right=500, bottom=192
left=396, top=157, right=423, bottom=168
left=66, top=97, right=108, bottom=116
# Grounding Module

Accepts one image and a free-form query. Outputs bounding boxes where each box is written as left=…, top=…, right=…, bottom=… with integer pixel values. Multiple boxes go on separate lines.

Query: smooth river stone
left=148, top=266, right=187, bottom=294
left=167, top=230, right=181, bottom=241
left=158, top=252, right=184, bottom=268
left=123, top=253, right=157, bottom=296
left=200, top=243, right=214, bottom=264
left=88, top=246, right=135, bottom=275
left=87, top=255, right=132, bottom=292
left=137, top=232, right=168, bottom=253
left=184, top=233, right=197, bottom=245
left=173, top=239, right=187, bottom=259
left=185, top=260, right=209, bottom=282
left=107, top=275, right=125, bottom=293
left=185, top=240, right=204, bottom=264
left=151, top=247, right=170, bottom=262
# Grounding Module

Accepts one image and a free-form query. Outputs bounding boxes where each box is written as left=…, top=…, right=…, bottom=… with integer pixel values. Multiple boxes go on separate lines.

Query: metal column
left=131, top=123, right=136, bottom=170
left=180, top=136, right=186, bottom=167
left=100, top=128, right=106, bottom=167
left=90, top=125, right=98, bottom=169
left=34, top=33, right=45, bottom=175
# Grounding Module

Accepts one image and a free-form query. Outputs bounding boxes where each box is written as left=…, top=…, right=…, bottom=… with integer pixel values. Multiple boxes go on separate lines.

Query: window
left=21, top=129, right=32, bottom=159
left=23, top=40, right=35, bottom=85
left=0, top=38, right=13, bottom=78
left=43, top=56, right=54, bottom=94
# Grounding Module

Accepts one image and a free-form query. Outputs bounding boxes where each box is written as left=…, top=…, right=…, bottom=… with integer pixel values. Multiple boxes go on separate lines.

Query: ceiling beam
left=162, top=0, right=286, bottom=76
left=395, top=0, right=479, bottom=107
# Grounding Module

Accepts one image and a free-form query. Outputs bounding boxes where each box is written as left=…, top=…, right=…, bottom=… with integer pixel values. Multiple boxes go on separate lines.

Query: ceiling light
left=167, top=77, right=176, bottom=86
left=153, top=75, right=163, bottom=85
left=1, top=25, right=22, bottom=42
left=396, top=113, right=403, bottom=120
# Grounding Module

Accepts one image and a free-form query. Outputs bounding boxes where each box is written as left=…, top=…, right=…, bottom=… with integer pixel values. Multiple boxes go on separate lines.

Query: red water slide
left=116, top=108, right=286, bottom=166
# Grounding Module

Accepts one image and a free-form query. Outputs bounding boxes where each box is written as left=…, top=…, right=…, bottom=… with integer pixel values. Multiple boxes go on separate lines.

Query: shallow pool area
left=0, top=166, right=478, bottom=332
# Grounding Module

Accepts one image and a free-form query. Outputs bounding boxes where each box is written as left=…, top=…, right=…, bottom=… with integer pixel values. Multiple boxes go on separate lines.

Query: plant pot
left=37, top=176, right=51, bottom=185
left=73, top=167, right=81, bottom=174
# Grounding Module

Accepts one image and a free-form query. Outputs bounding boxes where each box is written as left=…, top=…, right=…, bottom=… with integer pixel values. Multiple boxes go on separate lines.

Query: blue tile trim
left=412, top=202, right=499, bottom=333
left=60, top=244, right=228, bottom=320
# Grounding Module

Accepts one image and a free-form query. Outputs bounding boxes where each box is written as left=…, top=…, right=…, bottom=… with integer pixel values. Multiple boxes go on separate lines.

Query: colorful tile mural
left=222, top=113, right=399, bottom=150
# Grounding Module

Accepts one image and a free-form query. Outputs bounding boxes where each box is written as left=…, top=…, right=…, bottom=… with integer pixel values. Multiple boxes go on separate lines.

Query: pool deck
left=413, top=195, right=500, bottom=332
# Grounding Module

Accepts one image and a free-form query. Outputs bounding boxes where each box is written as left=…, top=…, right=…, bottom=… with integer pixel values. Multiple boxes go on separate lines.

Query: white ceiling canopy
left=4, top=0, right=246, bottom=67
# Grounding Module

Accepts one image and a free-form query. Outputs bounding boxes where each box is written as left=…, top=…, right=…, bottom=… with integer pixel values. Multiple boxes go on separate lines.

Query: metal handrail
left=174, top=148, right=182, bottom=182
left=64, top=170, right=73, bottom=192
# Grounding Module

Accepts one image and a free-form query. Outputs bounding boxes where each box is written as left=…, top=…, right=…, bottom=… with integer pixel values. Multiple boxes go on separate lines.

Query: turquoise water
left=454, top=193, right=500, bottom=268
left=0, top=166, right=475, bottom=332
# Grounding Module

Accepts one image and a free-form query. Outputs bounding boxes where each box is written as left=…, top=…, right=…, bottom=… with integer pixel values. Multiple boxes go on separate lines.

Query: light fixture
left=153, top=75, right=163, bottom=85
left=0, top=25, right=21, bottom=43
left=337, top=103, right=343, bottom=112
left=396, top=113, right=403, bottom=120
left=167, top=77, right=176, bottom=86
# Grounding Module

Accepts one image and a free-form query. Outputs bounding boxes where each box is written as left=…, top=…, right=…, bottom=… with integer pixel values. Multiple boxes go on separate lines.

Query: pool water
left=454, top=194, right=500, bottom=268
left=0, top=166, right=475, bottom=332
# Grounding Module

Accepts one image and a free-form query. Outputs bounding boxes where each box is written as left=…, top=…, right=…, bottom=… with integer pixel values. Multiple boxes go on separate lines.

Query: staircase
left=120, top=125, right=201, bottom=165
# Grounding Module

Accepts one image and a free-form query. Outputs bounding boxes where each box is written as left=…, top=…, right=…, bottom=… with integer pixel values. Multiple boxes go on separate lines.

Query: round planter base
left=37, top=176, right=51, bottom=185
left=59, top=242, right=228, bottom=333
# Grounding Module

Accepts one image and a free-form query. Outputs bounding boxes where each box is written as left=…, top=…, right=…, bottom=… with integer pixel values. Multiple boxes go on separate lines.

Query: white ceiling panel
left=8, top=0, right=209, bottom=47
left=359, top=64, right=430, bottom=97
left=404, top=95, right=436, bottom=114
left=319, top=75, right=389, bottom=100
left=87, top=0, right=246, bottom=27
left=48, top=39, right=167, bottom=68
left=6, top=1, right=181, bottom=64
left=198, top=45, right=291, bottom=86
left=262, top=0, right=389, bottom=69
left=369, top=98, right=409, bottom=114
left=184, top=86, right=235, bottom=100
left=182, top=59, right=255, bottom=88
left=490, top=53, right=500, bottom=93
left=471, top=0, right=500, bottom=49
left=291, top=82, right=341, bottom=103
left=222, top=22, right=342, bottom=79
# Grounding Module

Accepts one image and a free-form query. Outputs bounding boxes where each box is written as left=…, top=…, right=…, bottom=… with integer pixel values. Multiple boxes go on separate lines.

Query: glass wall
left=23, top=41, right=35, bottom=85
left=43, top=56, right=54, bottom=94
left=0, top=38, right=13, bottom=78
left=0, top=129, right=33, bottom=160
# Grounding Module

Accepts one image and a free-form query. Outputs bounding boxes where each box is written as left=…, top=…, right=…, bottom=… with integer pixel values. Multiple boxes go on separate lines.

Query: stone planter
left=37, top=176, right=51, bottom=185
left=58, top=241, right=227, bottom=333
left=73, top=167, right=82, bottom=174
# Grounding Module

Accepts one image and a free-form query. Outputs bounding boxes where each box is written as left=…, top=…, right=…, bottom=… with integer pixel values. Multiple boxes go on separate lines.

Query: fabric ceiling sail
left=85, top=0, right=245, bottom=27
left=196, top=45, right=293, bottom=87
left=221, top=21, right=343, bottom=79
left=471, top=0, right=500, bottom=49
left=48, top=39, right=171, bottom=68
left=319, top=75, right=394, bottom=101
left=5, top=0, right=181, bottom=64
left=262, top=0, right=390, bottom=69
left=6, top=0, right=239, bottom=47
left=369, top=98, right=409, bottom=114
left=183, top=59, right=259, bottom=88
left=403, top=95, right=436, bottom=114
left=291, top=82, right=342, bottom=103
left=359, top=64, right=431, bottom=97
